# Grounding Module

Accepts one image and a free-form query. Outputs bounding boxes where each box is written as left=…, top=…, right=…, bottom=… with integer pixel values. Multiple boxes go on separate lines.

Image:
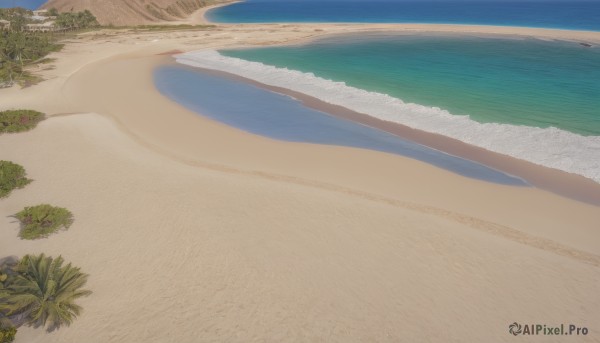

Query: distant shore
left=180, top=0, right=240, bottom=25
left=199, top=4, right=600, bottom=45
left=200, top=0, right=600, bottom=33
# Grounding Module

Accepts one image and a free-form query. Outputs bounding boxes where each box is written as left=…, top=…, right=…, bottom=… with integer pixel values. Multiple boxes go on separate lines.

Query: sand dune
left=1, top=23, right=599, bottom=342
left=1, top=113, right=598, bottom=342
left=41, top=0, right=231, bottom=26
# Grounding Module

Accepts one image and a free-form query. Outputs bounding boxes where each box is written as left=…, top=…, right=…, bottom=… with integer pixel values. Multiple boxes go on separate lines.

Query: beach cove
left=1, top=19, right=600, bottom=342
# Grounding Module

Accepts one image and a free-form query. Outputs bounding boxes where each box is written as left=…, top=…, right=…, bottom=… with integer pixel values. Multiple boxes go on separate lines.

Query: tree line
left=0, top=8, right=98, bottom=87
left=54, top=10, right=98, bottom=30
left=0, top=8, right=99, bottom=31
left=0, top=30, right=62, bottom=86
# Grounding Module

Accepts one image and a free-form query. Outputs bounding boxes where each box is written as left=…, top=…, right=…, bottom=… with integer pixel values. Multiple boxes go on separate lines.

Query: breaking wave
left=175, top=50, right=600, bottom=183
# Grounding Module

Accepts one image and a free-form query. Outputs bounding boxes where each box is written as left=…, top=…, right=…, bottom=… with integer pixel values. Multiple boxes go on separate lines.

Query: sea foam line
left=175, top=50, right=600, bottom=183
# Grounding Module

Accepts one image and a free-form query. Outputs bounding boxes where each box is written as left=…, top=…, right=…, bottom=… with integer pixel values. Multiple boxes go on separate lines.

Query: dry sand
left=1, top=23, right=599, bottom=342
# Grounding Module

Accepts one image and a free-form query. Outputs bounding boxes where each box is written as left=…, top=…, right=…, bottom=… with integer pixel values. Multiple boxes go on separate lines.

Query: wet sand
left=180, top=66, right=600, bottom=206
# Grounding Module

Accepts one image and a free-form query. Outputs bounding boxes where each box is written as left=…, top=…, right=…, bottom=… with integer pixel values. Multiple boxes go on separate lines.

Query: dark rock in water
left=579, top=42, right=593, bottom=48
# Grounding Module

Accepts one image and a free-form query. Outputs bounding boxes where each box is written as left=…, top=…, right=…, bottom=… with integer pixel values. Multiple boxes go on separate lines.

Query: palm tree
left=0, top=254, right=91, bottom=332
left=0, top=284, right=14, bottom=329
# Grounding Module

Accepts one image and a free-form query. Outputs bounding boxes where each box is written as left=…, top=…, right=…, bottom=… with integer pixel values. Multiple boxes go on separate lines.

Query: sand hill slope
left=40, top=0, right=227, bottom=25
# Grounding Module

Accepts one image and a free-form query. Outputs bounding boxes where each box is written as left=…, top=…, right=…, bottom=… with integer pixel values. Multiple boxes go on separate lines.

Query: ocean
left=167, top=1, right=600, bottom=183
left=207, top=0, right=600, bottom=31
left=221, top=35, right=600, bottom=136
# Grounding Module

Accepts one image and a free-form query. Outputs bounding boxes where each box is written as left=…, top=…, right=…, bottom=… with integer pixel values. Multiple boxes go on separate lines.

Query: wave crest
left=176, top=50, right=600, bottom=183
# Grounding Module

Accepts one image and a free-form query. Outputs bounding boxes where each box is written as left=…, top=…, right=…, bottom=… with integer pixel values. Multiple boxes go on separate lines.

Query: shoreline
left=201, top=1, right=600, bottom=37
left=189, top=1, right=600, bottom=44
left=57, top=52, right=600, bottom=254
left=192, top=0, right=242, bottom=25
left=1, top=24, right=599, bottom=250
left=175, top=64, right=600, bottom=206
left=259, top=24, right=600, bottom=45
left=199, top=7, right=600, bottom=45
left=265, top=28, right=600, bottom=50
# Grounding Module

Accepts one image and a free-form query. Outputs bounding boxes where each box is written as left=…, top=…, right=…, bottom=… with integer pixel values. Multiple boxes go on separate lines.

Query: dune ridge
left=40, top=0, right=231, bottom=25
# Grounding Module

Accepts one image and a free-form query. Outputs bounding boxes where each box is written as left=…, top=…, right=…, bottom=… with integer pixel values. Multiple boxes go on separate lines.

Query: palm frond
left=2, top=254, right=91, bottom=331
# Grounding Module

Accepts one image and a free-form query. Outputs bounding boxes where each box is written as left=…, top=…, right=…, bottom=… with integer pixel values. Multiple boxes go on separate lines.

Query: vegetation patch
left=1, top=8, right=97, bottom=87
left=132, top=24, right=215, bottom=31
left=0, top=327, right=16, bottom=343
left=0, top=254, right=91, bottom=333
left=0, top=31, right=63, bottom=86
left=0, top=110, right=45, bottom=134
left=33, top=57, right=56, bottom=65
left=15, top=205, right=73, bottom=240
left=0, top=161, right=32, bottom=198
left=54, top=10, right=99, bottom=30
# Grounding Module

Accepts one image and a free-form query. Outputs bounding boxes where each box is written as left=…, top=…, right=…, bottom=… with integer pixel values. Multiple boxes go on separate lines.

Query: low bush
left=0, top=327, right=16, bottom=343
left=1, top=254, right=91, bottom=332
left=15, top=205, right=73, bottom=240
left=0, top=161, right=31, bottom=198
left=0, top=110, right=45, bottom=134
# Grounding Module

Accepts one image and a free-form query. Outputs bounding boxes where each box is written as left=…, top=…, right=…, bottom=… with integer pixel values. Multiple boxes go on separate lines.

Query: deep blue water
left=208, top=0, right=600, bottom=31
left=0, top=0, right=45, bottom=9
left=154, top=64, right=527, bottom=186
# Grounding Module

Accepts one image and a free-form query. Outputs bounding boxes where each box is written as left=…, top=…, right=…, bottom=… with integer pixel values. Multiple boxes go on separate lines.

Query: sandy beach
left=1, top=22, right=600, bottom=342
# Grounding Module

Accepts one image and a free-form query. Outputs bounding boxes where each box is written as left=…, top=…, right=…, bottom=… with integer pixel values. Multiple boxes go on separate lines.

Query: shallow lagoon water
left=154, top=65, right=527, bottom=186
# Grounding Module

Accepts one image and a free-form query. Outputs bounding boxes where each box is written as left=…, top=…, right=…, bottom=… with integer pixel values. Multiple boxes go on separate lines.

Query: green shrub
left=15, top=205, right=73, bottom=240
left=0, top=327, right=16, bottom=343
left=0, top=161, right=32, bottom=198
left=0, top=110, right=45, bottom=134
left=1, top=254, right=91, bottom=332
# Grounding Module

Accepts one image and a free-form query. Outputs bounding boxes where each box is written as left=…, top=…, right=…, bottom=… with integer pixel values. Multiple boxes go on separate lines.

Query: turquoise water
left=221, top=35, right=600, bottom=136
left=208, top=1, right=600, bottom=31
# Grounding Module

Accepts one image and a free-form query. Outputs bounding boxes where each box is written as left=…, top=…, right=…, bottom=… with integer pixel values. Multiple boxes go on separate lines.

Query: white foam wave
left=175, top=50, right=600, bottom=183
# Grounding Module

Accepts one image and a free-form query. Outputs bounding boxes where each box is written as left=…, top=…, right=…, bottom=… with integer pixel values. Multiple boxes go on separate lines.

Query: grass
left=15, top=205, right=73, bottom=240
left=33, top=57, right=56, bottom=65
left=15, top=74, right=45, bottom=88
left=0, top=31, right=64, bottom=87
left=0, top=110, right=45, bottom=134
left=0, top=161, right=32, bottom=199
left=130, top=24, right=216, bottom=31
